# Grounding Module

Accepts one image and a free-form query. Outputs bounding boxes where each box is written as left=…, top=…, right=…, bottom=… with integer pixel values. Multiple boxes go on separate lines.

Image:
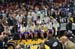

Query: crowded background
left=0, top=0, right=75, bottom=49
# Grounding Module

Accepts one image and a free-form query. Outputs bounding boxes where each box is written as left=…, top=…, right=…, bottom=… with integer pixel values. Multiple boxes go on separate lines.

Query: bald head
left=60, top=36, right=68, bottom=44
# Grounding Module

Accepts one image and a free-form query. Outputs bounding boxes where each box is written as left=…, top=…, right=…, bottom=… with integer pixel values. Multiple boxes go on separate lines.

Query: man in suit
left=60, top=36, right=75, bottom=49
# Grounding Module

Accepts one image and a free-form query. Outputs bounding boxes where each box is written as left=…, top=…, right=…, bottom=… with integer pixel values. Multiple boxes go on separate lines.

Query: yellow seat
left=22, top=40, right=26, bottom=44
left=27, top=39, right=32, bottom=44
left=45, top=45, right=50, bottom=49
left=17, top=40, right=21, bottom=45
left=36, top=39, right=42, bottom=44
left=30, top=45, right=38, bottom=49
left=32, top=40, right=36, bottom=44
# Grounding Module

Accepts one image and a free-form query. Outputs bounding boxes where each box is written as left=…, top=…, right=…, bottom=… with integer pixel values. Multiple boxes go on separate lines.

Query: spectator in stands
left=0, top=32, right=10, bottom=49
left=0, top=33, right=4, bottom=49
left=50, top=16, right=59, bottom=36
left=60, top=36, right=75, bottom=49
left=66, top=18, right=72, bottom=31
left=0, top=0, right=75, bottom=42
left=0, top=21, right=4, bottom=34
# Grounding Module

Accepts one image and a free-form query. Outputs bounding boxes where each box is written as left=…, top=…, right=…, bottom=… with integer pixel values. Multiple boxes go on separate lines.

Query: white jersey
left=16, top=14, right=23, bottom=23
left=18, top=24, right=25, bottom=34
left=45, top=22, right=53, bottom=30
left=29, top=25, right=35, bottom=32
left=52, top=19, right=59, bottom=28
left=43, top=16, right=50, bottom=23
left=28, top=12, right=33, bottom=19
left=36, top=10, right=41, bottom=16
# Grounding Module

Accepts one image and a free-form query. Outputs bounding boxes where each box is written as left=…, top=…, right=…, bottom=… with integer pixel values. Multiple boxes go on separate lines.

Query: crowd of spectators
left=0, top=0, right=75, bottom=49
left=0, top=0, right=75, bottom=40
left=0, top=0, right=75, bottom=37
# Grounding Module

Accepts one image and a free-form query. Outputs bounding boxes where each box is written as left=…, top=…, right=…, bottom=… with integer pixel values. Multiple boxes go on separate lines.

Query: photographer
left=41, top=29, right=63, bottom=49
